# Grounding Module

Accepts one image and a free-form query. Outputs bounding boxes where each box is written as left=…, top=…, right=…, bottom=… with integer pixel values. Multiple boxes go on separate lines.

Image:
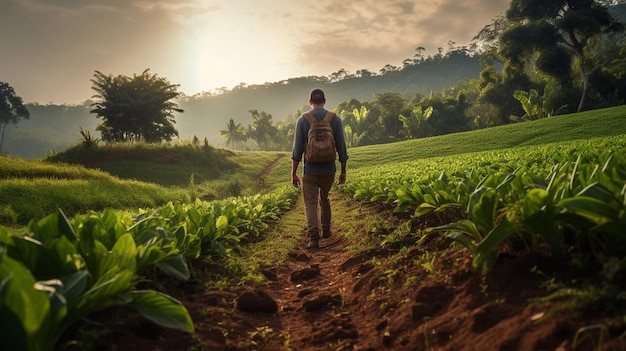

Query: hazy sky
left=0, top=0, right=509, bottom=105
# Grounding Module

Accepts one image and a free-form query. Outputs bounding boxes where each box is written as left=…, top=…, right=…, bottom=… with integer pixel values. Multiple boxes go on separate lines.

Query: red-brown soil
left=79, top=196, right=626, bottom=351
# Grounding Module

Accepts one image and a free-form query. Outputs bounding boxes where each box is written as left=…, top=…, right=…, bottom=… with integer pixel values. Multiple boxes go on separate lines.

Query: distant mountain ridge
left=177, top=51, right=482, bottom=141
left=4, top=53, right=483, bottom=159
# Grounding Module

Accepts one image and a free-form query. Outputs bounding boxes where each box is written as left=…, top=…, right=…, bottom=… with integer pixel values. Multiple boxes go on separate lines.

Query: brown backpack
left=303, top=111, right=336, bottom=163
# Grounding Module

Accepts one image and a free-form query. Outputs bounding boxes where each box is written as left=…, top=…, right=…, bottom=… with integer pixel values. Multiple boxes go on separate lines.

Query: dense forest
left=2, top=3, right=625, bottom=159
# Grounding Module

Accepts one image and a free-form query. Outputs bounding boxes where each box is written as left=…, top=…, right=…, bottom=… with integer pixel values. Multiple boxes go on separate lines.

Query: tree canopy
left=0, top=82, right=30, bottom=150
left=220, top=118, right=247, bottom=149
left=90, top=69, right=183, bottom=143
left=502, top=0, right=625, bottom=111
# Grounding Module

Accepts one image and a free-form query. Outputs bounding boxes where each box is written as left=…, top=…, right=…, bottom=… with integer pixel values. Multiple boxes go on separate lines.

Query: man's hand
left=292, top=174, right=301, bottom=187
left=337, top=171, right=346, bottom=185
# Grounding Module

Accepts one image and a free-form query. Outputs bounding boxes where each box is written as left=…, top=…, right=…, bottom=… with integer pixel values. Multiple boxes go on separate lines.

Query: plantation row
left=341, top=135, right=626, bottom=271
left=0, top=186, right=299, bottom=351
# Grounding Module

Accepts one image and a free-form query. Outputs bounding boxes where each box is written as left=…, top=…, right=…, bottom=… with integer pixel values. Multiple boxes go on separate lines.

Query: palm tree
left=347, top=106, right=370, bottom=147
left=220, top=118, right=247, bottom=149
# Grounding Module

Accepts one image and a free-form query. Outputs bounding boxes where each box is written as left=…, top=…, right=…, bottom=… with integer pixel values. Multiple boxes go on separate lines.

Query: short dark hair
left=310, top=88, right=325, bottom=104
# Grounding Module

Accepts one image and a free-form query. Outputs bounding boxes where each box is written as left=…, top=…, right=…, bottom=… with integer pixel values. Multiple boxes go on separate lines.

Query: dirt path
left=254, top=154, right=286, bottom=185
left=107, top=192, right=375, bottom=350
left=190, top=192, right=379, bottom=350
left=102, top=192, right=626, bottom=351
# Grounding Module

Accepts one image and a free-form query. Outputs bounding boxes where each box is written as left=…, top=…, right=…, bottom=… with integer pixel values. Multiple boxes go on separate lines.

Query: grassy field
left=0, top=143, right=289, bottom=226
left=348, top=105, right=626, bottom=166
left=1, top=105, right=625, bottom=228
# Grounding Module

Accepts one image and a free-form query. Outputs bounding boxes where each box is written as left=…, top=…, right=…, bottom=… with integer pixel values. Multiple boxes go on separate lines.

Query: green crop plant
left=341, top=135, right=626, bottom=272
left=0, top=216, right=193, bottom=351
left=0, top=185, right=299, bottom=350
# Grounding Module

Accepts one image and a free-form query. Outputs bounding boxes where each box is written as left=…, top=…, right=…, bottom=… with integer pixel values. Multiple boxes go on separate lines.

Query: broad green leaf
left=110, top=233, right=138, bottom=271
left=8, top=236, right=66, bottom=281
left=473, top=220, right=519, bottom=271
left=0, top=253, right=51, bottom=351
left=73, top=270, right=134, bottom=320
left=370, top=194, right=389, bottom=202
left=156, top=254, right=190, bottom=281
left=57, top=209, right=77, bottom=241
left=435, top=203, right=464, bottom=213
left=216, top=215, right=229, bottom=231
left=423, top=193, right=436, bottom=205
left=558, top=196, right=620, bottom=224
left=414, top=203, right=436, bottom=217
left=59, top=270, right=90, bottom=306
left=128, top=290, right=194, bottom=333
left=0, top=276, right=34, bottom=351
left=394, top=201, right=412, bottom=213
left=496, top=172, right=517, bottom=190
left=137, top=245, right=168, bottom=273
left=34, top=278, right=68, bottom=328
left=29, top=212, right=63, bottom=242
left=468, top=187, right=498, bottom=234
left=88, top=235, right=137, bottom=294
left=522, top=188, right=563, bottom=254
left=426, top=219, right=482, bottom=241
left=52, top=235, right=84, bottom=274
left=446, top=232, right=476, bottom=252
left=569, top=155, right=582, bottom=191
left=577, top=183, right=616, bottom=204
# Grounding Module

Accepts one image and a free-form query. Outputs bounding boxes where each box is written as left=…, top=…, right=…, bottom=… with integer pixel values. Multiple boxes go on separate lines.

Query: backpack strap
left=322, top=111, right=335, bottom=123
left=303, top=112, right=317, bottom=126
left=304, top=111, right=334, bottom=125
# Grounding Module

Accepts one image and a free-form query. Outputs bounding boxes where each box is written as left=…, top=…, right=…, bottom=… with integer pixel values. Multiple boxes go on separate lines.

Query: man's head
left=309, top=88, right=325, bottom=105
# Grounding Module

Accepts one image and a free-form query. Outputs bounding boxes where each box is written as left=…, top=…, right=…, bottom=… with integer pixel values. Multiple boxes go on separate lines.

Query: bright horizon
left=0, top=0, right=509, bottom=105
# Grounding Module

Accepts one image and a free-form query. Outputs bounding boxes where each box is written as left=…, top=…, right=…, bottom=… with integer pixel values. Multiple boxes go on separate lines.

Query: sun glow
left=175, top=4, right=303, bottom=95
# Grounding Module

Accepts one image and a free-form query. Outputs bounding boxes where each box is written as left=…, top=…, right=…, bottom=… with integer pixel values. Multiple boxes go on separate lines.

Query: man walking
left=291, top=88, right=348, bottom=249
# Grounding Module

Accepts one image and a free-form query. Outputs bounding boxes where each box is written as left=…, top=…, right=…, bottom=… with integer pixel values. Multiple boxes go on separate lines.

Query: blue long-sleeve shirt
left=291, top=108, right=349, bottom=175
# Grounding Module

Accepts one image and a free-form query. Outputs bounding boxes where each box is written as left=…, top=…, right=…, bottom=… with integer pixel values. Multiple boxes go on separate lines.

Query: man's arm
left=292, top=159, right=301, bottom=187
left=337, top=160, right=346, bottom=185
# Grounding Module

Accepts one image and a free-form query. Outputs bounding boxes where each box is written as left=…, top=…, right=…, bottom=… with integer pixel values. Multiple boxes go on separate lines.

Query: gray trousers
left=302, top=174, right=334, bottom=240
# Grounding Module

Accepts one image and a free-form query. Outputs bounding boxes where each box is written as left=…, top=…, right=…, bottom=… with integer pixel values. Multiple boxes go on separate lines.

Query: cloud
left=296, top=0, right=509, bottom=75
left=0, top=0, right=512, bottom=104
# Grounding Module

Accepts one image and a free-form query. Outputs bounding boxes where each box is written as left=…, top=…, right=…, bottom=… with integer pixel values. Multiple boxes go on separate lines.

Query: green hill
left=348, top=105, right=626, bottom=167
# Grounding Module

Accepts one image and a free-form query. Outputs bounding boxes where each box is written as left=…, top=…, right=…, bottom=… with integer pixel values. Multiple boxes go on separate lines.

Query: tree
left=419, top=92, right=471, bottom=136
left=399, top=105, right=434, bottom=139
left=220, top=118, right=248, bottom=149
left=0, top=82, right=30, bottom=150
left=513, top=88, right=549, bottom=120
left=90, top=69, right=183, bottom=143
left=503, top=0, right=624, bottom=112
left=340, top=106, right=370, bottom=147
left=247, top=110, right=279, bottom=150
left=336, top=99, right=378, bottom=146
left=275, top=120, right=296, bottom=151
left=372, top=93, right=409, bottom=143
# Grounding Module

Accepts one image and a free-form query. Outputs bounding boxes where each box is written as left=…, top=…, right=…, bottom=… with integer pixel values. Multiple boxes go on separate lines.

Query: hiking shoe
left=322, top=231, right=331, bottom=239
left=307, top=239, right=319, bottom=249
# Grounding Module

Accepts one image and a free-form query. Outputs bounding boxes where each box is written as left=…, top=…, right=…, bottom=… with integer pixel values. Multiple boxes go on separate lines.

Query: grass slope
left=0, top=143, right=286, bottom=226
left=350, top=105, right=626, bottom=167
